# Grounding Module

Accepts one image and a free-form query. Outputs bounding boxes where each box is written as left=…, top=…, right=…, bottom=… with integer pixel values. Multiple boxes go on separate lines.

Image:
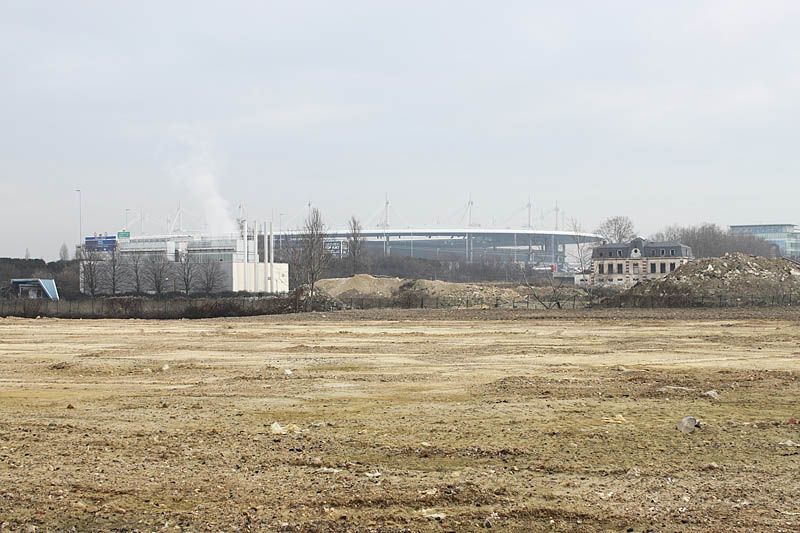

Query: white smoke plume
left=185, top=169, right=237, bottom=235
left=167, top=132, right=237, bottom=235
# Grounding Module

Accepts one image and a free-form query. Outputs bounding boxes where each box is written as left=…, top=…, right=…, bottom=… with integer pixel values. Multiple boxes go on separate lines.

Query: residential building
left=584, top=237, right=693, bottom=286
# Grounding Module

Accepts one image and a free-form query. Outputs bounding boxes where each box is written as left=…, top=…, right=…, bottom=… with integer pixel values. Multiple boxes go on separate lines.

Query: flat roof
left=730, top=224, right=796, bottom=228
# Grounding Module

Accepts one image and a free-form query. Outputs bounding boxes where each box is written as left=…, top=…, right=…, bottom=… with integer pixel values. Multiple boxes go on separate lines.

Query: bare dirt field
left=1, top=309, right=799, bottom=531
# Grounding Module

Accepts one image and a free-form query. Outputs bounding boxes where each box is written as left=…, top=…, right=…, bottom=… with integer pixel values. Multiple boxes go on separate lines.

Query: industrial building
left=729, top=224, right=800, bottom=260
left=79, top=221, right=288, bottom=295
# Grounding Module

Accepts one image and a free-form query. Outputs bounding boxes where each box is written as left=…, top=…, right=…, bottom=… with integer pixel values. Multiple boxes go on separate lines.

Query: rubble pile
left=627, top=253, right=800, bottom=303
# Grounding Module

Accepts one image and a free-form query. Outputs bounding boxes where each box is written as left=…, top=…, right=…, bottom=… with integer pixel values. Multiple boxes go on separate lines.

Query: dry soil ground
left=1, top=309, right=799, bottom=532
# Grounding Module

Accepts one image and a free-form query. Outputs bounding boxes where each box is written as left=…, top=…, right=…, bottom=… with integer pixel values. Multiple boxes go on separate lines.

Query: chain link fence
left=1, top=291, right=797, bottom=319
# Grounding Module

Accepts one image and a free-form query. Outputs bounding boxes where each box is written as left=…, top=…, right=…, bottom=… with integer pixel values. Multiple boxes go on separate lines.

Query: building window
left=670, top=262, right=676, bottom=271
left=670, top=249, right=675, bottom=256
left=660, top=262, right=666, bottom=274
left=598, top=264, right=604, bottom=274
left=660, top=249, right=665, bottom=256
left=650, top=263, right=656, bottom=274
left=617, top=250, right=623, bottom=257
left=599, top=252, right=603, bottom=257
left=617, top=263, right=623, bottom=274
left=633, top=264, right=640, bottom=274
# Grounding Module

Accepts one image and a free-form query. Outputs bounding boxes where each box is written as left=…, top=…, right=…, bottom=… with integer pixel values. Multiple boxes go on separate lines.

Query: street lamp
left=75, top=189, right=82, bottom=247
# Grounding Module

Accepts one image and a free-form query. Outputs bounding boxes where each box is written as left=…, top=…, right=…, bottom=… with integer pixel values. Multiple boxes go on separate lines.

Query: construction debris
left=270, top=422, right=288, bottom=435
left=625, top=253, right=800, bottom=304
left=677, top=416, right=699, bottom=434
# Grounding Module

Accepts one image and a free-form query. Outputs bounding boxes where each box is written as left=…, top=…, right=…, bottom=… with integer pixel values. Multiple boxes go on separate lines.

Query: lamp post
left=75, top=189, right=82, bottom=248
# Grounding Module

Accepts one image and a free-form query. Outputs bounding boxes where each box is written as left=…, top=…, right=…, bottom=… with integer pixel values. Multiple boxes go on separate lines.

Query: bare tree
left=567, top=218, right=594, bottom=274
left=127, top=252, right=146, bottom=294
left=282, top=239, right=305, bottom=291
left=567, top=217, right=597, bottom=305
left=346, top=215, right=365, bottom=275
left=300, top=208, right=330, bottom=309
left=144, top=254, right=172, bottom=295
left=197, top=258, right=225, bottom=294
left=519, top=265, right=566, bottom=310
left=80, top=250, right=103, bottom=296
left=177, top=251, right=198, bottom=295
left=102, top=247, right=128, bottom=295
left=596, top=216, right=636, bottom=243
left=59, top=243, right=70, bottom=261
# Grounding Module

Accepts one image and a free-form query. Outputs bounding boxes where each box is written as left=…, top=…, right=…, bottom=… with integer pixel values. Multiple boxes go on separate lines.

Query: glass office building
left=729, top=224, right=800, bottom=259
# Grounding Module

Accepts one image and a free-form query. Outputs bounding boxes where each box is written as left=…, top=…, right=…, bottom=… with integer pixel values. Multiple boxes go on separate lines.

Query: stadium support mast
left=269, top=221, right=275, bottom=293
left=243, top=218, right=248, bottom=292
left=527, top=195, right=532, bottom=229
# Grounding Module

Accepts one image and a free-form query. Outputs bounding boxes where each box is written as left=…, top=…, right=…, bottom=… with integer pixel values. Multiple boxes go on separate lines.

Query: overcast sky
left=2, top=1, right=799, bottom=259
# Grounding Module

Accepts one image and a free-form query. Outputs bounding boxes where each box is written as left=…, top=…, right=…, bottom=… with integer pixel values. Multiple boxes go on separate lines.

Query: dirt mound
left=317, top=274, right=403, bottom=299
left=397, top=279, right=521, bottom=305
left=317, top=275, right=526, bottom=306
left=626, top=253, right=800, bottom=303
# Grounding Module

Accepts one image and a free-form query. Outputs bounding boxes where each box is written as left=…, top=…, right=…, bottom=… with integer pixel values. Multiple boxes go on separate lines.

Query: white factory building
left=80, top=220, right=288, bottom=295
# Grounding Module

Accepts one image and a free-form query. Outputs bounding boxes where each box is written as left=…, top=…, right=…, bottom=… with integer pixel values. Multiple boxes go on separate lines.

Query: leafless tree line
left=79, top=250, right=226, bottom=296
left=592, top=216, right=775, bottom=258
left=651, top=223, right=775, bottom=258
